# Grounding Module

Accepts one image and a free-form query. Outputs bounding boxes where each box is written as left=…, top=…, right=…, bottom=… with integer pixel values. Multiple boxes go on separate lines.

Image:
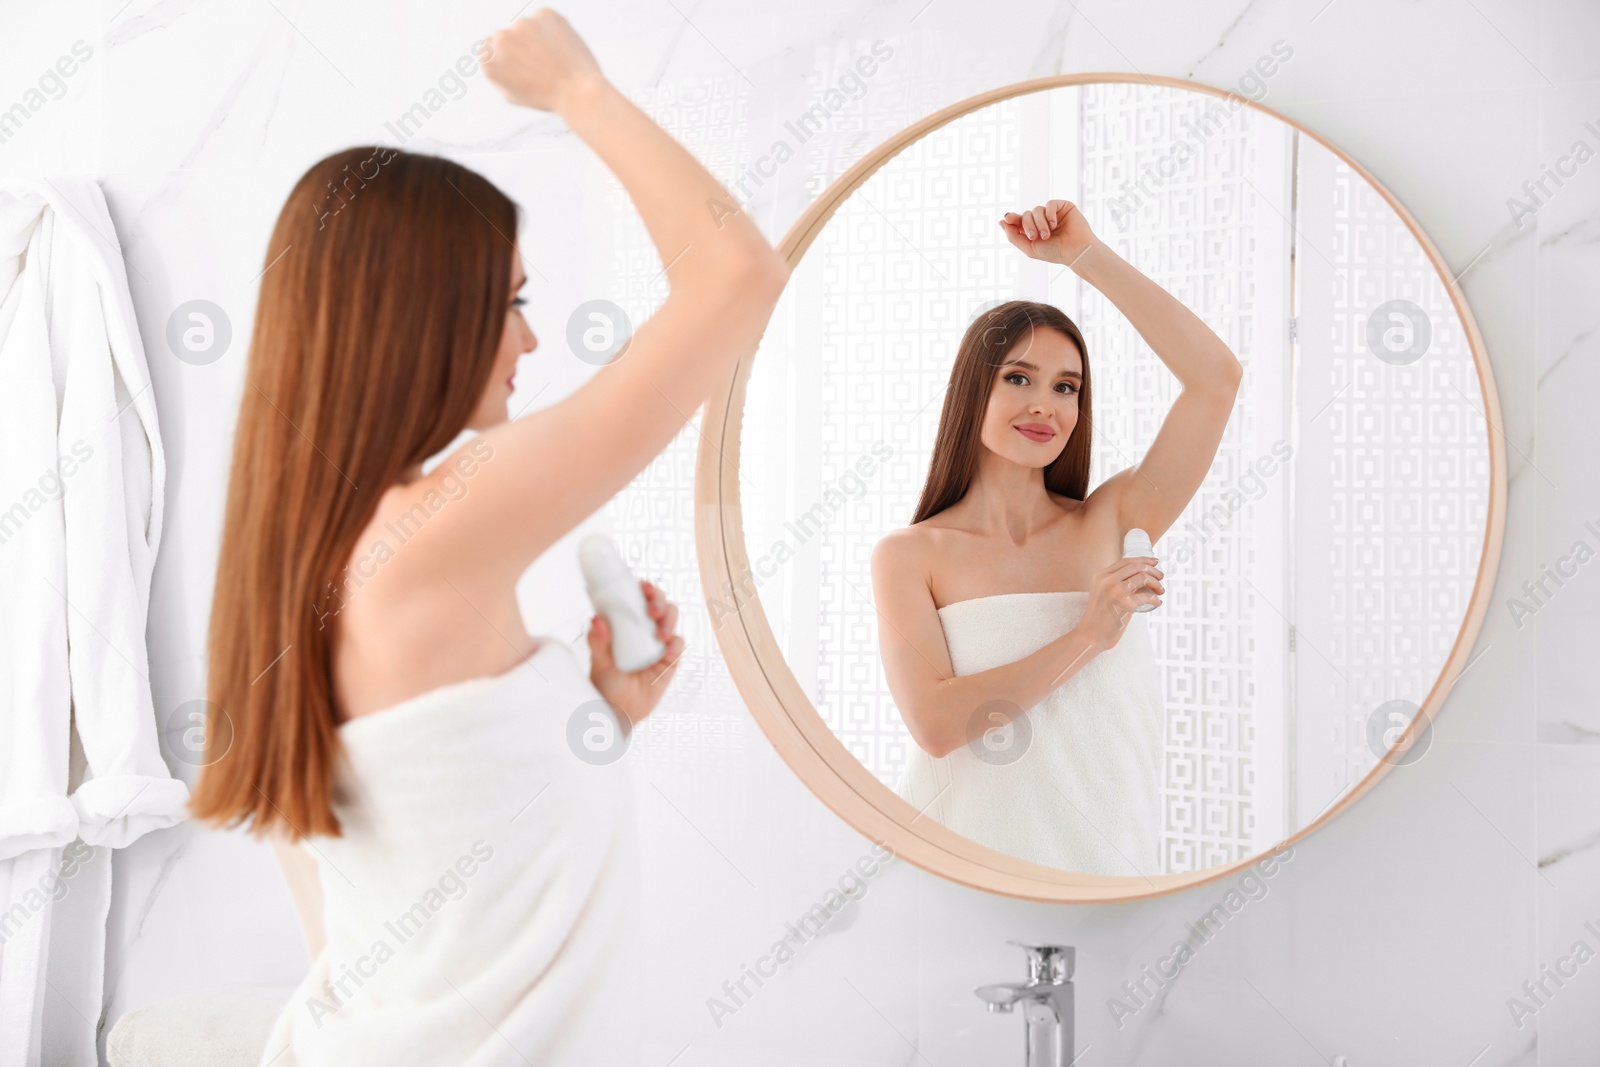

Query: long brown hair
left=187, top=146, right=519, bottom=841
left=910, top=300, right=1092, bottom=525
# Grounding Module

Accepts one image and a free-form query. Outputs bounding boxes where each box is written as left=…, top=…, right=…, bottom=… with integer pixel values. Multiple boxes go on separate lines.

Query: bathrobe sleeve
left=0, top=190, right=79, bottom=861
left=0, top=177, right=189, bottom=860
left=47, top=177, right=189, bottom=848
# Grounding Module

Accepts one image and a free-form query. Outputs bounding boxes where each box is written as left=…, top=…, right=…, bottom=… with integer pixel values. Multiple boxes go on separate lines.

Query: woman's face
left=978, top=326, right=1083, bottom=465
left=466, top=245, right=537, bottom=431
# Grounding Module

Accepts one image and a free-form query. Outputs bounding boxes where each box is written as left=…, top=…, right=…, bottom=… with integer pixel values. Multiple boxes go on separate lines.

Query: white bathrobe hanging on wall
left=0, top=176, right=191, bottom=1066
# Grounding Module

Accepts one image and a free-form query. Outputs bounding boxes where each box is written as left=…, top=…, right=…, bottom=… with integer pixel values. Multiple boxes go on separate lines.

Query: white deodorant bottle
left=1122, top=527, right=1158, bottom=613
left=578, top=534, right=666, bottom=672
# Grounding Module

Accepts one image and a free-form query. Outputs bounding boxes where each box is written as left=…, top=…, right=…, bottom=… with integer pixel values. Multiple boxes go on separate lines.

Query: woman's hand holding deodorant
left=1122, top=528, right=1158, bottom=613
left=1073, top=528, right=1163, bottom=653
left=580, top=535, right=684, bottom=733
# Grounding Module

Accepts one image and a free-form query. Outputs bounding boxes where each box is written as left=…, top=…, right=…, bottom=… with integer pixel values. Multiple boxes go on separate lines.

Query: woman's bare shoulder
left=873, top=523, right=921, bottom=565
left=878, top=512, right=966, bottom=560
left=330, top=478, right=533, bottom=721
left=872, top=521, right=945, bottom=584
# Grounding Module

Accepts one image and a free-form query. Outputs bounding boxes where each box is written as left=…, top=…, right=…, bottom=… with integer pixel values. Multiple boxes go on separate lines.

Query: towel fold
left=895, top=590, right=1165, bottom=876
left=258, top=637, right=644, bottom=1067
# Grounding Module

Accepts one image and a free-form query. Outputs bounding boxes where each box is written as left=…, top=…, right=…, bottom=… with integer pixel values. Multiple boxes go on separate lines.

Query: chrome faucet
left=974, top=941, right=1076, bottom=1066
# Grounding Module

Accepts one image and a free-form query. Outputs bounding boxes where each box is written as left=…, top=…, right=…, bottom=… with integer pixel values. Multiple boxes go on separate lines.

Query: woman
left=875, top=199, right=1241, bottom=877
left=186, top=11, right=788, bottom=1065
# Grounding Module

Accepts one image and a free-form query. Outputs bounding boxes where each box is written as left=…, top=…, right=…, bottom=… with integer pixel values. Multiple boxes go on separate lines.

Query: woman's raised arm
left=1003, top=199, right=1241, bottom=544
left=415, top=11, right=789, bottom=598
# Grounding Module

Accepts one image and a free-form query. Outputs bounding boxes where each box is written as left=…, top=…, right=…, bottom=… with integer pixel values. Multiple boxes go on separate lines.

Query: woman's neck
left=959, top=466, right=1061, bottom=544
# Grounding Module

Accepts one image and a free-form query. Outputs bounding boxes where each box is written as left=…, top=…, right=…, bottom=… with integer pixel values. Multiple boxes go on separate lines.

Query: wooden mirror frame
left=693, top=72, right=1506, bottom=902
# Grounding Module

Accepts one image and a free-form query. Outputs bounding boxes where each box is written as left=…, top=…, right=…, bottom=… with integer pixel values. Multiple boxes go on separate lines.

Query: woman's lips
left=1016, top=424, right=1055, bottom=442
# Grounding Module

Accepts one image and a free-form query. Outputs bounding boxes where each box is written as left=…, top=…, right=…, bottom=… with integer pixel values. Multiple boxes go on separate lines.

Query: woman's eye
left=1004, top=371, right=1073, bottom=395
left=510, top=295, right=528, bottom=309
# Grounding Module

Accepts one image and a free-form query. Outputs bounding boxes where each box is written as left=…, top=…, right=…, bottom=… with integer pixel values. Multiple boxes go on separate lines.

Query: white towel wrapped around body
left=258, top=637, right=642, bottom=1067
left=895, top=590, right=1165, bottom=876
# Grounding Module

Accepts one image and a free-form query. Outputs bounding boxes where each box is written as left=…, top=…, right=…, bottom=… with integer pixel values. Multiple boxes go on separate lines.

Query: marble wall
left=3, top=0, right=1595, bottom=1063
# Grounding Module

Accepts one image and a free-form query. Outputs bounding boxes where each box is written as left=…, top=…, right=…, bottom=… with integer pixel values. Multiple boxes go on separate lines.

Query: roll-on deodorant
left=578, top=534, right=666, bottom=672
left=1122, top=527, right=1158, bottom=613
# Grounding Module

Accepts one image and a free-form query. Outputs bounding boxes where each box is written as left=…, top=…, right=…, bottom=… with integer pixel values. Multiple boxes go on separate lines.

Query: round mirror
left=695, top=74, right=1504, bottom=902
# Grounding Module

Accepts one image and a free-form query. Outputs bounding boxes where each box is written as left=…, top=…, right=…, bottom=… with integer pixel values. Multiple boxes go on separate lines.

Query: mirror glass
left=734, top=80, right=1491, bottom=878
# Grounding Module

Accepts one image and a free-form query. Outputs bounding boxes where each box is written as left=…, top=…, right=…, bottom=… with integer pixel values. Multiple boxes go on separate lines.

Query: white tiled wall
left=3, top=0, right=1594, bottom=1063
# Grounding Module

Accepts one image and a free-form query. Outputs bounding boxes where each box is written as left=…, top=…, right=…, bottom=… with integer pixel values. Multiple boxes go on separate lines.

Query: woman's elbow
left=713, top=238, right=788, bottom=289
left=1222, top=351, right=1244, bottom=388
left=743, top=247, right=791, bottom=297
left=906, top=711, right=959, bottom=760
